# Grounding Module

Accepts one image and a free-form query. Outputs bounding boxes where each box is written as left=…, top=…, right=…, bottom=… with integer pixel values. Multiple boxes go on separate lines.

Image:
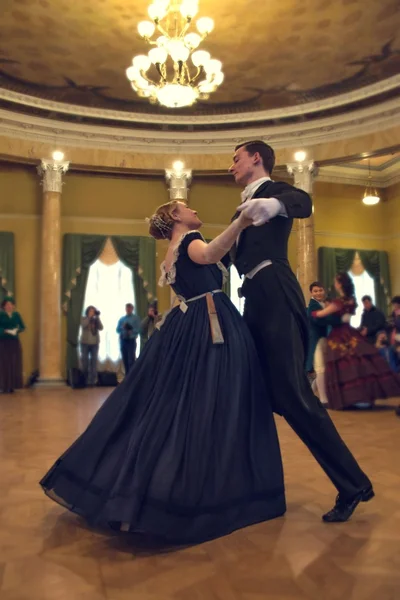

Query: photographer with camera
left=80, top=306, right=103, bottom=386
left=116, top=303, right=141, bottom=376
left=141, top=300, right=161, bottom=342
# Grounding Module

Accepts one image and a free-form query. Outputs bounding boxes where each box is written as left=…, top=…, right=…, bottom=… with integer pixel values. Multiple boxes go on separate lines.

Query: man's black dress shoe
left=322, top=486, right=375, bottom=523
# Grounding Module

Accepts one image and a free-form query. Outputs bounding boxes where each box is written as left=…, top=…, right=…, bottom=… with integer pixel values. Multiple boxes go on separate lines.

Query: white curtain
left=348, top=269, right=375, bottom=328
left=81, top=259, right=140, bottom=371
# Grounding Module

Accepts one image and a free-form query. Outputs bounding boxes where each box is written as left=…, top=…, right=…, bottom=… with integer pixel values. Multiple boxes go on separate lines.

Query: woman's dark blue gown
left=40, top=231, right=286, bottom=543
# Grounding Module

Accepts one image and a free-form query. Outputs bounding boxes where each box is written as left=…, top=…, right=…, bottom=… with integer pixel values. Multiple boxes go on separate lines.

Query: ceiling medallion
left=126, top=0, right=224, bottom=109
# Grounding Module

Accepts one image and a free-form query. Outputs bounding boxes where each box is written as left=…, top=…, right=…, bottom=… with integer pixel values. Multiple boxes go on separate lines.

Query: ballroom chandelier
left=126, top=0, right=224, bottom=108
left=362, top=159, right=380, bottom=205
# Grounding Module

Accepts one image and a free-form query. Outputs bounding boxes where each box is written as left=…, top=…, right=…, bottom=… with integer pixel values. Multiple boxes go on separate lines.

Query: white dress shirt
left=239, top=177, right=287, bottom=279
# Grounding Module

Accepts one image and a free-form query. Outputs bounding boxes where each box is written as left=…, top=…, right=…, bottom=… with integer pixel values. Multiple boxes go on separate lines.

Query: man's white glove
left=341, top=314, right=351, bottom=324
left=5, top=328, right=18, bottom=335
left=237, top=198, right=282, bottom=226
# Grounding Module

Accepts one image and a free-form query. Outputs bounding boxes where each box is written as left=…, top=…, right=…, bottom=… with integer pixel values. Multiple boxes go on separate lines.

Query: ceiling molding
left=0, top=97, right=400, bottom=155
left=317, top=157, right=400, bottom=188
left=0, top=76, right=399, bottom=126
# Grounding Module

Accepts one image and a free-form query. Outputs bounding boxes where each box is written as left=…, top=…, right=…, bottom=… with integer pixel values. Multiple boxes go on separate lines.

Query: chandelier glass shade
left=126, top=0, right=224, bottom=108
left=362, top=159, right=380, bottom=206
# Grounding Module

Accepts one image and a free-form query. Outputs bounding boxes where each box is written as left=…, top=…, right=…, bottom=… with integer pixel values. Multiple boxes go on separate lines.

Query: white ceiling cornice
left=0, top=97, right=399, bottom=155
left=0, top=75, right=399, bottom=125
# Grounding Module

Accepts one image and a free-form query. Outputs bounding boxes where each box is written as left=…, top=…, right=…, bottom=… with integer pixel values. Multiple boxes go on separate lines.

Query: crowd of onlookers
left=0, top=297, right=161, bottom=393
left=306, top=279, right=400, bottom=415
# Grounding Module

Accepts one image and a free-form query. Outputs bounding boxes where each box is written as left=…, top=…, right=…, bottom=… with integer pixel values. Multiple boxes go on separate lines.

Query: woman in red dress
left=312, top=273, right=400, bottom=410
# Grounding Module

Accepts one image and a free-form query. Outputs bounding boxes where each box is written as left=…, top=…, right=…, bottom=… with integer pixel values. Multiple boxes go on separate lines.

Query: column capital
left=165, top=168, right=192, bottom=201
left=38, top=159, right=70, bottom=193
left=286, top=161, right=318, bottom=194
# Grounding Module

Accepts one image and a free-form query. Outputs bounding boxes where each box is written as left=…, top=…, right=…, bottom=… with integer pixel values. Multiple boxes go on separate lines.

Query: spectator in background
left=80, top=306, right=103, bottom=386
left=359, top=295, right=386, bottom=345
left=389, top=296, right=400, bottom=345
left=375, top=330, right=399, bottom=373
left=117, top=303, right=141, bottom=376
left=0, top=297, right=25, bottom=393
left=141, top=300, right=161, bottom=342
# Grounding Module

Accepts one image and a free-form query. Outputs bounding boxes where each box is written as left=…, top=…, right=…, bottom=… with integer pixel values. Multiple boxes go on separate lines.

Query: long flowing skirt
left=325, top=325, right=400, bottom=409
left=0, top=338, right=23, bottom=391
left=40, top=294, right=286, bottom=543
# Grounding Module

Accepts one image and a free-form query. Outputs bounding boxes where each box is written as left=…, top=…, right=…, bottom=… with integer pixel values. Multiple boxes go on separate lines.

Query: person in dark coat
left=359, top=295, right=386, bottom=345
left=227, top=140, right=373, bottom=523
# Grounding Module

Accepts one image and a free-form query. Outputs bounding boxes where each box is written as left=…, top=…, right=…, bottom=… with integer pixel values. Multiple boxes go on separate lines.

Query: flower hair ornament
left=145, top=214, right=173, bottom=238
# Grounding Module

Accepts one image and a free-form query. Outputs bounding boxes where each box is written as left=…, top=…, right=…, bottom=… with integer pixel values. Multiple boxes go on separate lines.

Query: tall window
left=229, top=267, right=245, bottom=315
left=81, top=259, right=139, bottom=366
left=348, top=269, right=375, bottom=328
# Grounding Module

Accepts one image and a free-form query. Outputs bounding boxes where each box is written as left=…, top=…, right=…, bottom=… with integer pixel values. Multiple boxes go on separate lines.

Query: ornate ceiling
left=0, top=0, right=399, bottom=130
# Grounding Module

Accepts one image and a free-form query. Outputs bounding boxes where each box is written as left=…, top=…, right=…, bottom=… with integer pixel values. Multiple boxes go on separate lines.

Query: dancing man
left=227, top=140, right=374, bottom=522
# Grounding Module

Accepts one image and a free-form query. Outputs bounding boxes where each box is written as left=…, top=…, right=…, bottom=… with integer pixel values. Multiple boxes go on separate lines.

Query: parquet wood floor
left=0, top=388, right=399, bottom=600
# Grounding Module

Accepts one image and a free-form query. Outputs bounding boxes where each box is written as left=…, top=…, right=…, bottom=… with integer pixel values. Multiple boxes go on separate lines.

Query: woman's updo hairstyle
left=148, top=201, right=180, bottom=240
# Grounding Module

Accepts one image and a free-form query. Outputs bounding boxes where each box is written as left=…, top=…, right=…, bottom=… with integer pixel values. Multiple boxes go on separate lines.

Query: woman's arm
left=96, top=318, right=104, bottom=331
left=188, top=213, right=251, bottom=265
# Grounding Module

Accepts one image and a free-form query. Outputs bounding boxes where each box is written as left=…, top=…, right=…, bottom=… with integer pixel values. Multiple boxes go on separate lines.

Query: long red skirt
left=325, top=325, right=400, bottom=409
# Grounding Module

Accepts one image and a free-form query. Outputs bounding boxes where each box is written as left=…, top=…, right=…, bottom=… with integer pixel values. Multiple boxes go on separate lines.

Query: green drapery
left=318, top=246, right=391, bottom=314
left=63, top=235, right=107, bottom=371
left=63, top=234, right=157, bottom=371
left=0, top=232, right=15, bottom=303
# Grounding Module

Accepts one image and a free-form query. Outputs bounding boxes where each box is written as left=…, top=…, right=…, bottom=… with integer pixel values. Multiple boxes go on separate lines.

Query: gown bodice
left=159, top=231, right=228, bottom=299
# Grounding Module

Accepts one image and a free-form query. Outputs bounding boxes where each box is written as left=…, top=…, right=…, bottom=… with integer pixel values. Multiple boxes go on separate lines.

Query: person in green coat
left=0, top=297, right=26, bottom=393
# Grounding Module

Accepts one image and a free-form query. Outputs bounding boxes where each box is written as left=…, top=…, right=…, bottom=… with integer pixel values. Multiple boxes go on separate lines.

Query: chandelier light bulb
left=148, top=3, right=167, bottom=21
left=196, top=17, right=214, bottom=35
left=213, top=71, right=224, bottom=85
left=184, top=32, right=201, bottom=49
left=168, top=40, right=190, bottom=62
left=148, top=47, right=168, bottom=64
left=156, top=35, right=168, bottom=48
left=205, top=58, right=222, bottom=74
left=294, top=150, right=307, bottom=162
left=138, top=20, right=156, bottom=38
left=180, top=0, right=199, bottom=20
left=156, top=84, right=198, bottom=108
left=132, top=54, right=152, bottom=71
left=191, top=49, right=211, bottom=67
left=52, top=150, right=64, bottom=162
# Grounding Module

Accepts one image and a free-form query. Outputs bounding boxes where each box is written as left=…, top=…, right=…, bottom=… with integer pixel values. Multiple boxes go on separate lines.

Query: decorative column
left=165, top=161, right=192, bottom=202
left=287, top=160, right=318, bottom=300
left=37, top=158, right=69, bottom=384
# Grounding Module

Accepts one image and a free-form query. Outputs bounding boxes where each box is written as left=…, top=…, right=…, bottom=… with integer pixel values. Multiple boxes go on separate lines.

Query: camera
left=95, top=310, right=100, bottom=316
left=124, top=323, right=133, bottom=331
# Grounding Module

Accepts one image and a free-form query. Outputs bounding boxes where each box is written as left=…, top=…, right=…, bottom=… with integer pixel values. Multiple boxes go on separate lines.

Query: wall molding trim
left=0, top=96, right=400, bottom=155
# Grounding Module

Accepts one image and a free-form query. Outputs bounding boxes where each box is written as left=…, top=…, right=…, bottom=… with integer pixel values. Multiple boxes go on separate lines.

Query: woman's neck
left=169, top=224, right=195, bottom=245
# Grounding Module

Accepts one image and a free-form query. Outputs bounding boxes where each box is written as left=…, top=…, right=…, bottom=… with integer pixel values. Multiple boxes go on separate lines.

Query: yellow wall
left=314, top=181, right=386, bottom=248
left=1, top=163, right=398, bottom=379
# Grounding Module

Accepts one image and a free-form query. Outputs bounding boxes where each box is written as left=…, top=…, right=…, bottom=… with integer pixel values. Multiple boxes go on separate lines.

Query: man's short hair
left=309, top=281, right=324, bottom=292
left=391, top=296, right=400, bottom=304
left=126, top=303, right=134, bottom=309
left=361, top=295, right=372, bottom=303
left=235, top=140, right=275, bottom=175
